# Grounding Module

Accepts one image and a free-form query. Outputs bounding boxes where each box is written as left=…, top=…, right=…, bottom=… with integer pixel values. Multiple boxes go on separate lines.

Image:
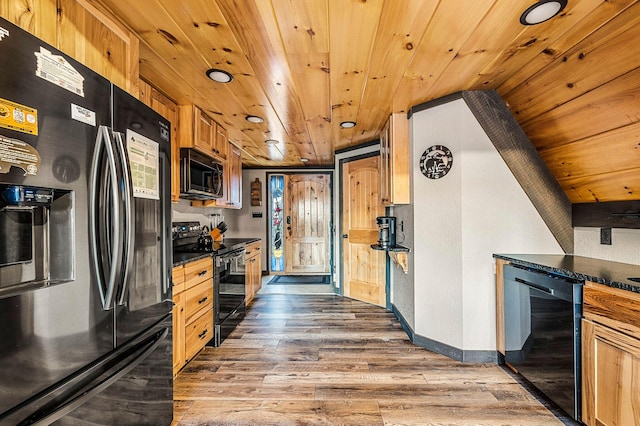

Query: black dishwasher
left=503, top=264, right=583, bottom=422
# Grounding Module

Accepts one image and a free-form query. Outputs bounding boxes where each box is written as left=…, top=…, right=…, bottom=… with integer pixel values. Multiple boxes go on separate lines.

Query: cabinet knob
left=342, top=234, right=348, bottom=239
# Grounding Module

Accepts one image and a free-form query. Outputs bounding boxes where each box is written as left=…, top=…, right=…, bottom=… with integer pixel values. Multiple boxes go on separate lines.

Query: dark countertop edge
left=493, top=254, right=640, bottom=294
left=172, top=252, right=213, bottom=267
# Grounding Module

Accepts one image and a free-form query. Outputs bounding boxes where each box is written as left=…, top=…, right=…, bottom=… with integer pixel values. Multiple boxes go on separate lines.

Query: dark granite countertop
left=494, top=254, right=640, bottom=294
left=172, top=252, right=213, bottom=267
left=172, top=237, right=261, bottom=267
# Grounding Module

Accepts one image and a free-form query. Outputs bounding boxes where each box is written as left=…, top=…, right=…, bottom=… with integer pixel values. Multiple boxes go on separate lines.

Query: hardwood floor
left=173, top=294, right=566, bottom=425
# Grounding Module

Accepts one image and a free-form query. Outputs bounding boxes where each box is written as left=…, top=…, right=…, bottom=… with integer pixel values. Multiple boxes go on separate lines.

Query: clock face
left=419, top=145, right=453, bottom=179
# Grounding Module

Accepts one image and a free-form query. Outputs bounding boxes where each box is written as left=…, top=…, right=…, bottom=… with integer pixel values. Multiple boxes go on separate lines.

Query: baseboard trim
left=391, top=304, right=414, bottom=341
left=391, top=304, right=498, bottom=364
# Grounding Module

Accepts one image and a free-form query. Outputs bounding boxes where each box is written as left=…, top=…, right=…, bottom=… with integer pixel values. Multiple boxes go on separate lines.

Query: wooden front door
left=284, top=174, right=332, bottom=275
left=342, top=156, right=386, bottom=307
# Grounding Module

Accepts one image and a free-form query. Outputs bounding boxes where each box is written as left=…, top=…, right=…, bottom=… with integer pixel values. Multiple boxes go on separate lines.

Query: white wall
left=574, top=227, right=640, bottom=265
left=405, top=98, right=563, bottom=351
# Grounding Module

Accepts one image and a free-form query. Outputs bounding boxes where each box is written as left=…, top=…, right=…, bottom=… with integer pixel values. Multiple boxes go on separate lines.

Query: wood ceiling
left=96, top=0, right=640, bottom=203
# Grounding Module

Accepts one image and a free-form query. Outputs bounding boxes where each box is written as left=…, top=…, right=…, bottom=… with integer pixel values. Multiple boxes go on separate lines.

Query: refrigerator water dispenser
left=0, top=184, right=75, bottom=296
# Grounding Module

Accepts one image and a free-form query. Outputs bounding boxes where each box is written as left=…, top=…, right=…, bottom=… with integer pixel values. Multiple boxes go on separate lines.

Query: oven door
left=214, top=248, right=246, bottom=345
left=503, top=265, right=582, bottom=421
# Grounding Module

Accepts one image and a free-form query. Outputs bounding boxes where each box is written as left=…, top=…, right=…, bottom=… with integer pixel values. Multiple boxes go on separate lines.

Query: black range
left=172, top=221, right=259, bottom=346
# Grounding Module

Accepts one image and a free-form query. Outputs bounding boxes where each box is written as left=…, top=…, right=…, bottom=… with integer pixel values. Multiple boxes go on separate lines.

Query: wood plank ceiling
left=96, top=0, right=640, bottom=203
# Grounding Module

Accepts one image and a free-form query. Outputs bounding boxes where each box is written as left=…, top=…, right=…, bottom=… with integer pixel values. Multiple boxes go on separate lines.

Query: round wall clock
left=419, top=145, right=453, bottom=179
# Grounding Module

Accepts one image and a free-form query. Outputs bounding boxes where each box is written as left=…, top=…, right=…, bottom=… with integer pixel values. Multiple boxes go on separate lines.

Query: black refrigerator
left=0, top=17, right=173, bottom=425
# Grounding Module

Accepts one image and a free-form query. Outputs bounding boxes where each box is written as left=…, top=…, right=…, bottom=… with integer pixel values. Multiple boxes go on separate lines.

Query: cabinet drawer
left=245, top=241, right=261, bottom=257
left=185, top=310, right=213, bottom=361
left=172, top=266, right=185, bottom=294
left=185, top=280, right=213, bottom=325
left=584, top=281, right=640, bottom=339
left=183, top=257, right=213, bottom=289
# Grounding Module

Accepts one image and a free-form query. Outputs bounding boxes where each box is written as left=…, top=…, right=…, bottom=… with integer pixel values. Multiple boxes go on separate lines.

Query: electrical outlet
left=600, top=227, right=612, bottom=245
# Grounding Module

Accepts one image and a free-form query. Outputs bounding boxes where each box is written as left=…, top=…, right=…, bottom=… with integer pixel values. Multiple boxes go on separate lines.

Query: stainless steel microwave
left=180, top=148, right=223, bottom=199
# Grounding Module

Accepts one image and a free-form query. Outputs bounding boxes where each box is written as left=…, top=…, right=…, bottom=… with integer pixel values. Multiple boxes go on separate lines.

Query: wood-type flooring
left=173, top=294, right=566, bottom=425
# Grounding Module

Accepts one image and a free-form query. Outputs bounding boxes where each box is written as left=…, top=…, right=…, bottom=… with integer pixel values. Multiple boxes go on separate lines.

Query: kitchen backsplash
left=574, top=227, right=640, bottom=265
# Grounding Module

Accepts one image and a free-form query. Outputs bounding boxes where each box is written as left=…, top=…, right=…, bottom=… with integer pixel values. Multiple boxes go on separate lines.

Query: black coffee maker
left=376, top=216, right=396, bottom=249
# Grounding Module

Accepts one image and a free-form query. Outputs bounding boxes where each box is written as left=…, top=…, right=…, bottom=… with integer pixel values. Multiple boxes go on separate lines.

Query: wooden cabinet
left=139, top=79, right=180, bottom=202
left=171, top=266, right=185, bottom=376
left=226, top=143, right=242, bottom=209
left=179, top=104, right=226, bottom=163
left=245, top=240, right=262, bottom=306
left=214, top=123, right=228, bottom=163
left=582, top=281, right=640, bottom=425
left=191, top=140, right=242, bottom=209
left=3, top=0, right=140, bottom=94
left=172, top=257, right=214, bottom=376
left=494, top=258, right=508, bottom=356
left=380, top=113, right=410, bottom=206
left=172, top=291, right=185, bottom=376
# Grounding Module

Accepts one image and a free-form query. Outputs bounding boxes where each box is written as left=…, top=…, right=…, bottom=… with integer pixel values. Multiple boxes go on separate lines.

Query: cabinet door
left=380, top=114, right=410, bottom=206
left=57, top=0, right=139, bottom=94
left=582, top=318, right=640, bottom=426
left=228, top=143, right=242, bottom=209
left=185, top=311, right=213, bottom=361
left=214, top=124, right=228, bottom=162
left=380, top=118, right=391, bottom=205
left=0, top=0, right=58, bottom=45
left=495, top=258, right=508, bottom=355
left=172, top=291, right=185, bottom=376
left=4, top=0, right=139, bottom=94
left=195, top=108, right=215, bottom=154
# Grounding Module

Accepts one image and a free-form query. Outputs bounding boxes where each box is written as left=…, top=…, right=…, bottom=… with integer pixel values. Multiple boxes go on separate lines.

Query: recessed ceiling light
left=299, top=158, right=309, bottom=163
left=265, top=139, right=278, bottom=145
left=340, top=121, right=356, bottom=129
left=206, top=68, right=234, bottom=83
left=245, top=115, right=264, bottom=123
left=520, top=0, right=567, bottom=25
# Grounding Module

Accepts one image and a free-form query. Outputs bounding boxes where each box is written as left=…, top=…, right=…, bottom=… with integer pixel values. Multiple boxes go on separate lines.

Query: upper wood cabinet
left=214, top=124, right=228, bottom=163
left=139, top=80, right=180, bottom=203
left=226, top=143, right=242, bottom=209
left=191, top=140, right=242, bottom=210
left=380, top=113, right=410, bottom=206
left=2, top=0, right=139, bottom=94
left=179, top=105, right=227, bottom=163
left=582, top=282, right=640, bottom=425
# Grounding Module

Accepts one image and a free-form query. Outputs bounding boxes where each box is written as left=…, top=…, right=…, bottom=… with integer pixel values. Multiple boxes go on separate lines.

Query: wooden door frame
left=338, top=152, right=390, bottom=309
left=265, top=171, right=335, bottom=277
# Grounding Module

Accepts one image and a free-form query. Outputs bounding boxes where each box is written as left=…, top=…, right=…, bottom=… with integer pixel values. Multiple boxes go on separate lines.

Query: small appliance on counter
left=376, top=216, right=396, bottom=249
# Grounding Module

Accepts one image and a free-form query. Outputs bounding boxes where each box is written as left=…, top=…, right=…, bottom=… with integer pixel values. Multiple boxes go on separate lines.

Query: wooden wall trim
left=573, top=200, right=640, bottom=229
left=461, top=90, right=574, bottom=254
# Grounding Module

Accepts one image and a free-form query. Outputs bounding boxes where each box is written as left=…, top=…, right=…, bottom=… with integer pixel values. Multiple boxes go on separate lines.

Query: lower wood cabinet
left=172, top=257, right=214, bottom=376
left=582, top=281, right=640, bottom=425
left=172, top=267, right=186, bottom=376
left=245, top=240, right=262, bottom=306
left=185, top=309, right=214, bottom=361
left=494, top=258, right=508, bottom=356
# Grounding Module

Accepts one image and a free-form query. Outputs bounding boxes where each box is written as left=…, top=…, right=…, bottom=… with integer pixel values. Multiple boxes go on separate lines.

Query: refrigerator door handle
left=89, top=125, right=122, bottom=310
left=113, top=131, right=135, bottom=306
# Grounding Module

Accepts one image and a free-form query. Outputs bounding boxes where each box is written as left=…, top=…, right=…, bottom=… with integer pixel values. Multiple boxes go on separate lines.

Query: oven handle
left=515, top=277, right=554, bottom=296
left=219, top=248, right=245, bottom=259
